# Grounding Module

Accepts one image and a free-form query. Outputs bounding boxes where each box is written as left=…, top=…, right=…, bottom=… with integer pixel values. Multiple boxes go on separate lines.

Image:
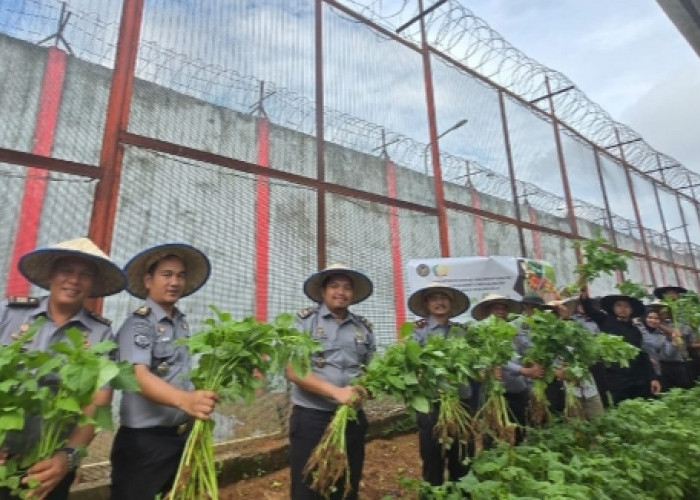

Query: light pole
left=423, top=118, right=468, bottom=176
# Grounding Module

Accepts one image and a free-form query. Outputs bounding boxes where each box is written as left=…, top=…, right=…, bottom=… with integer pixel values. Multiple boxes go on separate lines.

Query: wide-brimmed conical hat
left=124, top=243, right=211, bottom=299
left=408, top=282, right=470, bottom=318
left=471, top=293, right=522, bottom=321
left=18, top=237, right=126, bottom=297
left=303, top=263, right=372, bottom=305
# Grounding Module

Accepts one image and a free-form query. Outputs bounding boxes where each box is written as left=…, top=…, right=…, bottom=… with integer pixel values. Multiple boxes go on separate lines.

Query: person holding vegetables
left=286, top=263, right=375, bottom=500
left=408, top=282, right=472, bottom=488
left=110, top=243, right=217, bottom=500
left=548, top=298, right=605, bottom=419
left=652, top=286, right=699, bottom=384
left=0, top=237, right=127, bottom=500
left=643, top=301, right=692, bottom=390
left=471, top=294, right=539, bottom=443
left=579, top=288, right=661, bottom=404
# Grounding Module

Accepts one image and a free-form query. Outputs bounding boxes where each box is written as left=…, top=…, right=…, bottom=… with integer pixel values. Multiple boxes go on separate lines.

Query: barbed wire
left=0, top=0, right=695, bottom=256
left=335, top=0, right=700, bottom=193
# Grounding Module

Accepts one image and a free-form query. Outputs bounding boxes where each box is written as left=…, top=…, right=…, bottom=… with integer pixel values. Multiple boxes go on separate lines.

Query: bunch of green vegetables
left=0, top=320, right=137, bottom=498
left=167, top=308, right=319, bottom=500
left=463, top=316, right=519, bottom=446
left=614, top=279, right=649, bottom=300
left=305, top=328, right=477, bottom=499
left=665, top=291, right=700, bottom=331
left=522, top=311, right=639, bottom=422
left=572, top=231, right=632, bottom=286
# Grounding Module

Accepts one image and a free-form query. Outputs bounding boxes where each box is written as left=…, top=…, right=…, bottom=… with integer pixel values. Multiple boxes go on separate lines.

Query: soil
left=218, top=431, right=422, bottom=499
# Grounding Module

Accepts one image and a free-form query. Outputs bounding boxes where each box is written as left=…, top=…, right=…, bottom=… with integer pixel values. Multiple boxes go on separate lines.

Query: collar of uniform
left=426, top=316, right=450, bottom=331
left=34, top=296, right=92, bottom=327
left=318, top=303, right=356, bottom=324
left=144, top=297, right=184, bottom=323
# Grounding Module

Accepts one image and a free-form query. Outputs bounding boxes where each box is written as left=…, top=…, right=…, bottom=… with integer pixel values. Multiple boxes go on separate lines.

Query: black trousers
left=110, top=425, right=188, bottom=500
left=416, top=403, right=472, bottom=487
left=504, top=390, right=530, bottom=445
left=660, top=361, right=692, bottom=390
left=289, top=405, right=368, bottom=500
left=0, top=470, right=75, bottom=500
left=611, top=382, right=652, bottom=405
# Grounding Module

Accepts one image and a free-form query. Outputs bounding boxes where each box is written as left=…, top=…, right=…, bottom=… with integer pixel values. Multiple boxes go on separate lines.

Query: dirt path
left=219, top=431, right=422, bottom=499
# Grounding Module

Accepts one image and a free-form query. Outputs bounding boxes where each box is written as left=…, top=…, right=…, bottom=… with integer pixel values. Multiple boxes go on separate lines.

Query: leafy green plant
left=427, top=386, right=700, bottom=499
left=305, top=328, right=477, bottom=499
left=615, top=279, right=649, bottom=299
left=463, top=316, right=519, bottom=446
left=522, top=311, right=639, bottom=422
left=167, top=308, right=320, bottom=500
left=666, top=291, right=700, bottom=331
left=0, top=319, right=137, bottom=498
left=572, top=231, right=632, bottom=286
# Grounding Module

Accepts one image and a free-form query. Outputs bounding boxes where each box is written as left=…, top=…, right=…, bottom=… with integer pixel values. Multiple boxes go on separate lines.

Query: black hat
left=600, top=294, right=645, bottom=318
left=520, top=293, right=554, bottom=311
left=653, top=286, right=688, bottom=299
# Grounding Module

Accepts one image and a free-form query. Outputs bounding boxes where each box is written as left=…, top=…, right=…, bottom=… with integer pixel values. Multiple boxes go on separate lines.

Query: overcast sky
left=467, top=0, right=700, bottom=174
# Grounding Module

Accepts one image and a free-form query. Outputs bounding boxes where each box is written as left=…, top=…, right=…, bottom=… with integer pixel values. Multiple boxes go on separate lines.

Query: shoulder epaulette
left=414, top=318, right=427, bottom=329
left=87, top=310, right=112, bottom=326
left=358, top=315, right=373, bottom=333
left=134, top=305, right=151, bottom=317
left=297, top=307, right=318, bottom=319
left=6, top=296, right=40, bottom=307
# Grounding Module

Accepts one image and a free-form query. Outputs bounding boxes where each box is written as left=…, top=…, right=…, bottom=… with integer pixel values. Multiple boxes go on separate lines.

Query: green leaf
left=0, top=411, right=24, bottom=431
left=410, top=395, right=430, bottom=413
left=92, top=404, right=114, bottom=431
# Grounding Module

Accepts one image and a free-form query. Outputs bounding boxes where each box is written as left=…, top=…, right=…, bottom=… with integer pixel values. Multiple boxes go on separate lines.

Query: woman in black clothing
left=579, top=288, right=661, bottom=404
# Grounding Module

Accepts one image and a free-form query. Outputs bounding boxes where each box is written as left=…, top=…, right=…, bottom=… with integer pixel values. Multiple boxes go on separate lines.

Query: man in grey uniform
left=0, top=237, right=126, bottom=500
left=110, top=243, right=217, bottom=500
left=408, top=282, right=471, bottom=487
left=286, top=263, right=375, bottom=500
left=471, top=294, right=540, bottom=442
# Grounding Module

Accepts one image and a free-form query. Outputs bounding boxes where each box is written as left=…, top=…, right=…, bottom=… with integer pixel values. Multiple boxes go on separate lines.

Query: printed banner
left=406, top=256, right=557, bottom=315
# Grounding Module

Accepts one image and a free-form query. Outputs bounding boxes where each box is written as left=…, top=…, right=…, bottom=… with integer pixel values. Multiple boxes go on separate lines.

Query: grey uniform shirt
left=0, top=296, right=114, bottom=455
left=412, top=316, right=471, bottom=400
left=639, top=325, right=664, bottom=376
left=116, top=298, right=192, bottom=428
left=501, top=317, right=532, bottom=394
left=568, top=314, right=601, bottom=398
left=290, top=304, right=375, bottom=412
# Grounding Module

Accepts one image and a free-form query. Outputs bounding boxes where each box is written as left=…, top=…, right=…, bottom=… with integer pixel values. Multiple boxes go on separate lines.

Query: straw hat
left=600, top=294, right=645, bottom=319
left=124, top=243, right=211, bottom=299
left=653, top=286, right=687, bottom=299
left=547, top=298, right=577, bottom=318
left=471, top=293, right=522, bottom=321
left=18, top=237, right=126, bottom=297
left=303, top=263, right=372, bottom=305
left=408, top=282, right=470, bottom=318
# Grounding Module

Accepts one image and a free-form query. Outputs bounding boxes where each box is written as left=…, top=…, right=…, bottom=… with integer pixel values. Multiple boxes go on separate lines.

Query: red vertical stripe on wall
left=386, top=159, right=406, bottom=333
left=528, top=206, right=543, bottom=260
left=470, top=188, right=486, bottom=256
left=254, top=117, right=271, bottom=321
left=6, top=47, right=67, bottom=296
left=635, top=242, right=649, bottom=285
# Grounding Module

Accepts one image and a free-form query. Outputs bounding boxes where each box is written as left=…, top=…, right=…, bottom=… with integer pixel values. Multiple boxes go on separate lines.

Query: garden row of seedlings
left=424, top=385, right=700, bottom=499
